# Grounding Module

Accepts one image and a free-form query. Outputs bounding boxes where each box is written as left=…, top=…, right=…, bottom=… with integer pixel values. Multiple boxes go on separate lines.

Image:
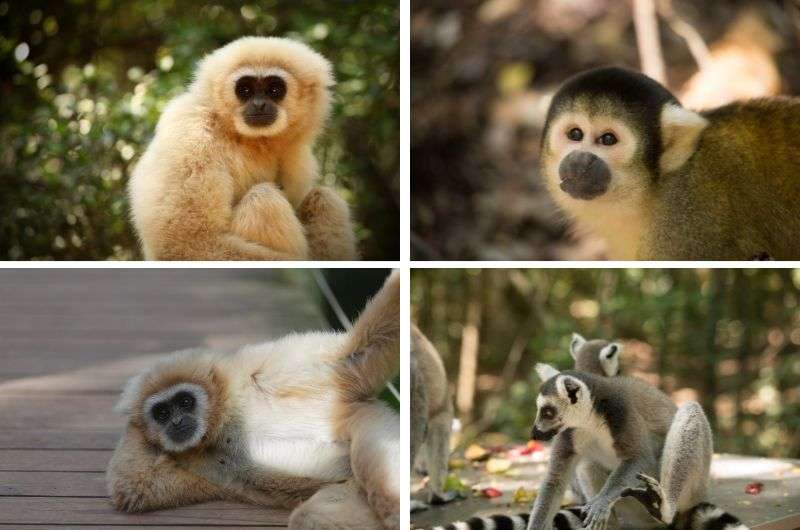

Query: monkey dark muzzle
left=559, top=150, right=611, bottom=200
left=531, top=425, right=559, bottom=442
left=244, top=99, right=278, bottom=127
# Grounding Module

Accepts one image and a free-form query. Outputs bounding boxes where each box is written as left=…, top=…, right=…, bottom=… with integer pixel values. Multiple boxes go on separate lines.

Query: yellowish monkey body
left=107, top=273, right=400, bottom=529
left=128, top=37, right=357, bottom=260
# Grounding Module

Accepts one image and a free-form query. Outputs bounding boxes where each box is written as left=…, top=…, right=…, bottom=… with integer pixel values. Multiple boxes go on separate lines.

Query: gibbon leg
left=280, top=144, right=316, bottom=208
left=348, top=401, right=400, bottom=529
left=106, top=427, right=221, bottom=512
left=622, top=401, right=712, bottom=524
left=297, top=186, right=358, bottom=260
left=287, top=480, right=383, bottom=530
left=230, top=182, right=309, bottom=258
left=423, top=408, right=457, bottom=505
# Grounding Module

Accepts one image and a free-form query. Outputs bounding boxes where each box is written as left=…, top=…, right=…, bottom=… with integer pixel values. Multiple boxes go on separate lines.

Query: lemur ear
left=556, top=375, right=583, bottom=404
left=337, top=270, right=399, bottom=401
left=599, top=342, right=621, bottom=376
left=570, top=333, right=586, bottom=359
left=535, top=363, right=560, bottom=382
left=660, top=104, right=708, bottom=174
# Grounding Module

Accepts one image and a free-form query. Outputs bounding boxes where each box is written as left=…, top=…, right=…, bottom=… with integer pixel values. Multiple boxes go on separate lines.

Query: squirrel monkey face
left=544, top=104, right=641, bottom=201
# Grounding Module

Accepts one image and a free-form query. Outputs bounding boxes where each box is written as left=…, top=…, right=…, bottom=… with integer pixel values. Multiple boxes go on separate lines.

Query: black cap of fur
left=543, top=66, right=680, bottom=176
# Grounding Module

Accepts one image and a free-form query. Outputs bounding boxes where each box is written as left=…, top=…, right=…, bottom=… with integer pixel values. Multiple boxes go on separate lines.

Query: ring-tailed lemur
left=428, top=367, right=747, bottom=530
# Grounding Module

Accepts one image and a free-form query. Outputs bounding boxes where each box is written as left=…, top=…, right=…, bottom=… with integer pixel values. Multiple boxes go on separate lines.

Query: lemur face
left=531, top=374, right=589, bottom=441
left=143, top=383, right=210, bottom=453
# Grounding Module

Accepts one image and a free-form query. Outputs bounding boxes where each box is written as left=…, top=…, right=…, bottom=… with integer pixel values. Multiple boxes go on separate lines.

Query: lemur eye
left=567, top=128, right=583, bottom=141
left=265, top=76, right=287, bottom=100
left=152, top=403, right=170, bottom=423
left=599, top=132, right=618, bottom=146
left=541, top=406, right=556, bottom=419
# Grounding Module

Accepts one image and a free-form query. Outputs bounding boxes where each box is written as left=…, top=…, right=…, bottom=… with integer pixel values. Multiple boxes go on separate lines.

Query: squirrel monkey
left=540, top=66, right=800, bottom=260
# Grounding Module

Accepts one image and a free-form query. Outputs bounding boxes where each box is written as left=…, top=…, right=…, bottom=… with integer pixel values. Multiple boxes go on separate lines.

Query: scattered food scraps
left=486, top=457, right=512, bottom=474
left=744, top=482, right=764, bottom=495
left=480, top=486, right=503, bottom=498
left=513, top=486, right=537, bottom=504
left=465, top=443, right=491, bottom=462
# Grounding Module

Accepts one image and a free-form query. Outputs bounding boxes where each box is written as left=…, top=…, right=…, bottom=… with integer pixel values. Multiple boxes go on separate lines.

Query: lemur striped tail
left=671, top=502, right=749, bottom=530
left=428, top=507, right=583, bottom=530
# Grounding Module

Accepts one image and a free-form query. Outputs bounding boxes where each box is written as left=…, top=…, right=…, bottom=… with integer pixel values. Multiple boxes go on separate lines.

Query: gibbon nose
left=558, top=150, right=611, bottom=200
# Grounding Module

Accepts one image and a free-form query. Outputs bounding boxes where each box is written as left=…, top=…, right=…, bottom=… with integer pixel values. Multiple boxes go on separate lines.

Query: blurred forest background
left=411, top=268, right=800, bottom=459
left=411, top=0, right=800, bottom=260
left=0, top=0, right=399, bottom=260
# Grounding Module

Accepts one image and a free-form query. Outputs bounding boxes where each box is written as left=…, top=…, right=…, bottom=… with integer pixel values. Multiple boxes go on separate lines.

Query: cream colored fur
left=128, top=36, right=357, bottom=260
left=107, top=273, right=399, bottom=528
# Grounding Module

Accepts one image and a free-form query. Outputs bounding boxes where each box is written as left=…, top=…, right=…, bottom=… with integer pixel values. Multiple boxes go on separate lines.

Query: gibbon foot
left=287, top=481, right=384, bottom=530
left=297, top=186, right=358, bottom=260
left=231, top=183, right=309, bottom=259
left=620, top=473, right=664, bottom=522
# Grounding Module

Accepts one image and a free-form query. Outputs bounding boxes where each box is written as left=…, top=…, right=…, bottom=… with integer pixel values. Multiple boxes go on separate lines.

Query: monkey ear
left=535, top=363, right=560, bottom=382
left=659, top=104, right=708, bottom=174
left=599, top=342, right=621, bottom=376
left=337, top=271, right=399, bottom=400
left=556, top=375, right=584, bottom=405
left=115, top=373, right=146, bottom=415
left=570, top=333, right=586, bottom=359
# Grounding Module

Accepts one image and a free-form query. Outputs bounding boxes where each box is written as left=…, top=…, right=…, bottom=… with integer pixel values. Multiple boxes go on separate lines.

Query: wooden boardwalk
left=0, top=269, right=328, bottom=529
left=411, top=453, right=800, bottom=530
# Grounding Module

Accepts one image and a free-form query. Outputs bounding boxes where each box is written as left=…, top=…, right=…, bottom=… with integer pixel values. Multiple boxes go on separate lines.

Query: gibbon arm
left=106, top=426, right=221, bottom=512
left=297, top=186, right=359, bottom=261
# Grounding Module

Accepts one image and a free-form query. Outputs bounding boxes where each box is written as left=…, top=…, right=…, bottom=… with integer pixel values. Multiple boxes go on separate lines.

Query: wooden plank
left=0, top=430, right=118, bottom=450
left=0, top=497, right=289, bottom=526
left=0, top=471, right=106, bottom=497
left=0, top=395, right=122, bottom=430
left=0, top=450, right=110, bottom=472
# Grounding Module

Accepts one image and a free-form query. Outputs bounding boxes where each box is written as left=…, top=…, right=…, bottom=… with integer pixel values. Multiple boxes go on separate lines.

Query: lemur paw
left=410, top=499, right=429, bottom=512
left=581, top=497, right=613, bottom=530
left=429, top=490, right=458, bottom=505
left=620, top=473, right=664, bottom=522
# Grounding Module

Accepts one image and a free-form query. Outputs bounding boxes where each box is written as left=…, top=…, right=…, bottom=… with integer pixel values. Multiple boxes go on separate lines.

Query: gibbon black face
left=235, top=75, right=288, bottom=127
left=142, top=383, right=209, bottom=451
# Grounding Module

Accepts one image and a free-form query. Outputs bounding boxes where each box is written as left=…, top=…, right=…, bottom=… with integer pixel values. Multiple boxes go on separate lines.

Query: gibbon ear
left=535, top=363, right=560, bottom=382
left=660, top=104, right=708, bottom=174
left=599, top=342, right=621, bottom=376
left=556, top=375, right=583, bottom=405
left=115, top=373, right=145, bottom=415
left=570, top=333, right=586, bottom=359
left=337, top=271, right=400, bottom=401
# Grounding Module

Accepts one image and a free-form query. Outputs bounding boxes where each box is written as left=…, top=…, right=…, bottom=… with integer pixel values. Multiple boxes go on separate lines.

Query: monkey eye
left=235, top=77, right=256, bottom=100
left=566, top=127, right=583, bottom=141
left=152, top=403, right=170, bottom=423
left=540, top=406, right=556, bottom=420
left=599, top=132, right=618, bottom=146
left=265, top=76, right=287, bottom=100
left=176, top=392, right=195, bottom=411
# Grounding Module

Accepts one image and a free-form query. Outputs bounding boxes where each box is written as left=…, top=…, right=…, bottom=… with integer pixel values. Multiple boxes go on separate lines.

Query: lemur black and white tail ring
left=427, top=507, right=584, bottom=530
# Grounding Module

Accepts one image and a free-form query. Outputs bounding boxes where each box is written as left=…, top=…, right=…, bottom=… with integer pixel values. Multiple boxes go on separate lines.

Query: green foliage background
left=413, top=269, right=800, bottom=459
left=0, top=0, right=399, bottom=260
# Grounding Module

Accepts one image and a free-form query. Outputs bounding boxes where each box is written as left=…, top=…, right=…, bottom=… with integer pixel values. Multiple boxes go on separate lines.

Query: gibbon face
left=142, top=383, right=209, bottom=452
left=194, top=36, right=334, bottom=139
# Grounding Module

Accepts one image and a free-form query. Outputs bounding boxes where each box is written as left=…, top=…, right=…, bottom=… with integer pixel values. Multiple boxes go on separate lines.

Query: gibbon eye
left=175, top=392, right=195, bottom=410
left=567, top=127, right=583, bottom=141
left=599, top=132, right=618, bottom=146
left=235, top=77, right=256, bottom=100
left=152, top=403, right=170, bottom=423
left=264, top=76, right=287, bottom=100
